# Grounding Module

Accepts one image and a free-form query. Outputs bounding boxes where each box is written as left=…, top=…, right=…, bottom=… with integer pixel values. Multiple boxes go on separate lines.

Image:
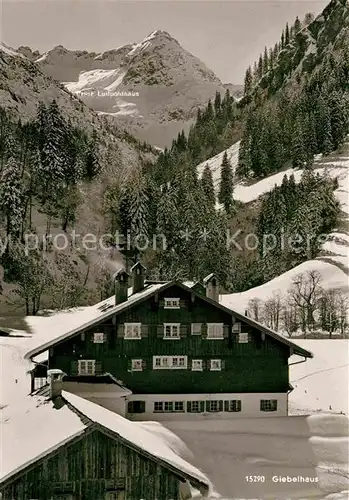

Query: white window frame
left=164, top=298, right=180, bottom=309
left=238, top=332, right=249, bottom=343
left=191, top=323, right=202, bottom=335
left=78, top=359, right=96, bottom=375
left=232, top=322, right=241, bottom=333
left=131, top=359, right=143, bottom=371
left=174, top=401, right=185, bottom=412
left=124, top=323, right=141, bottom=339
left=208, top=400, right=220, bottom=412
left=154, top=401, right=163, bottom=412
left=164, top=401, right=173, bottom=412
left=210, top=359, right=222, bottom=371
left=153, top=355, right=188, bottom=369
left=191, top=359, right=203, bottom=371
left=190, top=401, right=201, bottom=413
left=163, top=323, right=180, bottom=339
left=207, top=323, right=224, bottom=339
left=93, top=332, right=105, bottom=344
left=260, top=399, right=278, bottom=412
left=227, top=400, right=242, bottom=412
left=34, top=377, right=47, bottom=390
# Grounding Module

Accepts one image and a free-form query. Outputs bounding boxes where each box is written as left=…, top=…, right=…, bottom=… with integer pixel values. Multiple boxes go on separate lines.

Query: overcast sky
left=1, top=0, right=327, bottom=83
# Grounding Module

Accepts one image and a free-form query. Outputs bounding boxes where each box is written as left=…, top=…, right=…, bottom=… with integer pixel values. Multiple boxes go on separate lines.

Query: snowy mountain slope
left=289, top=340, right=349, bottom=415
left=205, top=136, right=349, bottom=313
left=31, top=31, right=229, bottom=147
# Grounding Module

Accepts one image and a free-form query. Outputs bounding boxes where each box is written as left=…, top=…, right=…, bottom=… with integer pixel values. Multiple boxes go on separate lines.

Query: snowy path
left=166, top=415, right=349, bottom=499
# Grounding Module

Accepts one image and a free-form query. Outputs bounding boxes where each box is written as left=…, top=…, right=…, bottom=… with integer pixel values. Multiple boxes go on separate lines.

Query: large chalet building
left=25, top=264, right=313, bottom=421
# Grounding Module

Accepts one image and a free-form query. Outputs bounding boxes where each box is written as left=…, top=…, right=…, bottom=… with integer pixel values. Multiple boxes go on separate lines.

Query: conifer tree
left=0, top=156, right=23, bottom=239
left=263, top=46, right=269, bottom=74
left=294, top=16, right=301, bottom=34
left=285, top=23, right=290, bottom=45
left=201, top=165, right=215, bottom=209
left=218, top=151, right=234, bottom=213
left=244, top=66, right=253, bottom=95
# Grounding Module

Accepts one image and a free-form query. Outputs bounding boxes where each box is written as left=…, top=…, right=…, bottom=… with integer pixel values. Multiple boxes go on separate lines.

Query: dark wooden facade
left=49, top=284, right=290, bottom=394
left=0, top=426, right=186, bottom=500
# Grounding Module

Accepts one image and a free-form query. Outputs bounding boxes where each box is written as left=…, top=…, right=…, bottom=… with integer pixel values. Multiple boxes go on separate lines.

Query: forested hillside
left=117, top=0, right=348, bottom=290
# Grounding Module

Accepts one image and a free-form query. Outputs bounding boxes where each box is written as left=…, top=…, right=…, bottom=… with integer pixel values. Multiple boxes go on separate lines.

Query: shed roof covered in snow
left=0, top=389, right=210, bottom=490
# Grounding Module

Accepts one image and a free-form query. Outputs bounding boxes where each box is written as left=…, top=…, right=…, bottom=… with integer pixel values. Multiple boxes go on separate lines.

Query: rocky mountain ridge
left=20, top=31, right=237, bottom=147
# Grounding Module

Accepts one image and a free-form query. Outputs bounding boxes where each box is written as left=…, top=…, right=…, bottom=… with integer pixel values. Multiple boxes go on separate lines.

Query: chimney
left=130, top=262, right=146, bottom=294
left=203, top=273, right=219, bottom=302
left=113, top=268, right=129, bottom=305
left=47, top=369, right=66, bottom=400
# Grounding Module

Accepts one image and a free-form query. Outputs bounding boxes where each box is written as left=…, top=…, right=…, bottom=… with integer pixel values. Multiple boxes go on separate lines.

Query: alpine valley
left=0, top=0, right=348, bottom=341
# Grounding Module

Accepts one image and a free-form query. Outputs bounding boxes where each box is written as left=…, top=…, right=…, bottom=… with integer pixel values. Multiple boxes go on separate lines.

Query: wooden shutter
left=200, top=401, right=206, bottom=412
left=139, top=401, right=145, bottom=413
left=180, top=324, right=187, bottom=337
left=205, top=400, right=210, bottom=412
left=142, top=359, right=147, bottom=370
left=117, top=324, right=124, bottom=338
left=70, top=360, right=78, bottom=376
left=224, top=400, right=229, bottom=412
left=219, top=400, right=224, bottom=412
left=221, top=359, right=226, bottom=370
left=223, top=325, right=230, bottom=338
left=187, top=401, right=192, bottom=413
left=95, top=360, right=102, bottom=375
left=141, top=324, right=148, bottom=337
left=157, top=324, right=164, bottom=338
left=201, top=323, right=208, bottom=338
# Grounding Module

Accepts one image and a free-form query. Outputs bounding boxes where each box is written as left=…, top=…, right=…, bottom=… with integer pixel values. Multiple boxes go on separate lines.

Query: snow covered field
left=289, top=340, right=349, bottom=416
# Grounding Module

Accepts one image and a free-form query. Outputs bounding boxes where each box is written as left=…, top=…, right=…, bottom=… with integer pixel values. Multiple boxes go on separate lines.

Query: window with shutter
left=191, top=323, right=202, bottom=335
left=238, top=332, right=249, bottom=343
left=78, top=360, right=95, bottom=375
left=232, top=322, right=241, bottom=333
left=260, top=399, right=278, bottom=411
left=188, top=401, right=202, bottom=413
left=154, top=402, right=163, bottom=412
left=225, top=400, right=242, bottom=412
left=124, top=323, right=141, bottom=339
left=164, top=298, right=180, bottom=309
left=207, top=323, right=224, bottom=339
left=163, top=323, right=180, bottom=339
left=93, top=332, right=105, bottom=343
left=153, top=356, right=188, bottom=369
left=191, top=359, right=203, bottom=371
left=210, top=359, right=222, bottom=371
left=131, top=359, right=143, bottom=371
left=208, top=400, right=223, bottom=412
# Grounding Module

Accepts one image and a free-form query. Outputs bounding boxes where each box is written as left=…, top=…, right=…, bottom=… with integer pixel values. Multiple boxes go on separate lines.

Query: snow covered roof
left=62, top=373, right=132, bottom=398
left=25, top=280, right=312, bottom=359
left=25, top=282, right=167, bottom=359
left=0, top=390, right=210, bottom=491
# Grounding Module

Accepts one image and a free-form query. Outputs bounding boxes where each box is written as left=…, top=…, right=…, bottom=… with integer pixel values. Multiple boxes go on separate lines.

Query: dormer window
left=164, top=298, right=180, bottom=309
left=124, top=323, right=141, bottom=339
